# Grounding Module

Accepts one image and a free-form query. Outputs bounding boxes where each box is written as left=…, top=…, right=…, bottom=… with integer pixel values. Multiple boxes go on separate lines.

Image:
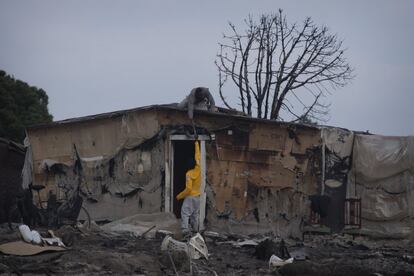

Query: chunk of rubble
left=101, top=212, right=180, bottom=238
left=233, top=239, right=259, bottom=248
left=269, top=255, right=294, bottom=268
left=255, top=239, right=278, bottom=260
left=289, top=248, right=309, bottom=261
left=203, top=231, right=228, bottom=241
left=155, top=229, right=174, bottom=240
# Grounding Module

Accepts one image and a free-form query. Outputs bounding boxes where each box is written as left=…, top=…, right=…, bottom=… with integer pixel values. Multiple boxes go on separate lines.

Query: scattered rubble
left=1, top=223, right=414, bottom=275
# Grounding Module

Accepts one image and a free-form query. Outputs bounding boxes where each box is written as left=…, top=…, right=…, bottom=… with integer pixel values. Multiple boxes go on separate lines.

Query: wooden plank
left=199, top=140, right=207, bottom=230
left=164, top=139, right=171, bottom=213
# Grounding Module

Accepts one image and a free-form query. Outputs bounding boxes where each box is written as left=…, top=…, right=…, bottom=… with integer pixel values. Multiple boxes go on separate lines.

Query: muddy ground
left=1, top=224, right=414, bottom=275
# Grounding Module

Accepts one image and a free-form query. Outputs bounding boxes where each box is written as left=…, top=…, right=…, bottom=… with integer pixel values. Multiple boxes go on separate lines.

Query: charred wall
left=27, top=107, right=322, bottom=236
left=27, top=110, right=164, bottom=221
left=206, top=124, right=320, bottom=238
left=157, top=109, right=322, bottom=238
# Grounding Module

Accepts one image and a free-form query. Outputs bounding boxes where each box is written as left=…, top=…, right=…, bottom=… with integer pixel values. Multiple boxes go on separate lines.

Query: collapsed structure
left=22, top=105, right=414, bottom=239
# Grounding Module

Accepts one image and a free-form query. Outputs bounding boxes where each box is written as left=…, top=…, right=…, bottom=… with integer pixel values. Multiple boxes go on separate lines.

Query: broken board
left=0, top=241, right=66, bottom=256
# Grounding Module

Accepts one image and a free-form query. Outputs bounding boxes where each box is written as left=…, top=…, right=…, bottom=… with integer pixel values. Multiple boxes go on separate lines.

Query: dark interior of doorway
left=173, top=140, right=195, bottom=218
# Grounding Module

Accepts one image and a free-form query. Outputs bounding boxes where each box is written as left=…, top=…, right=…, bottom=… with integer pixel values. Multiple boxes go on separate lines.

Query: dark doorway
left=172, top=140, right=195, bottom=218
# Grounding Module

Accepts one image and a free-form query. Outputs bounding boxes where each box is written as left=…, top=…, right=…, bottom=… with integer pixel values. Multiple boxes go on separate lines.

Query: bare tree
left=215, top=10, right=353, bottom=122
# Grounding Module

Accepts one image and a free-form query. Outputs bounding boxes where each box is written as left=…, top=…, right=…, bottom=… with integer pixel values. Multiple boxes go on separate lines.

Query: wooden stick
left=140, top=225, right=156, bottom=238
left=167, top=251, right=179, bottom=276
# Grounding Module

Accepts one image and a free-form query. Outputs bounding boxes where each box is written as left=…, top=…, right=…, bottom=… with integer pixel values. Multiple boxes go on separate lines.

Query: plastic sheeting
left=21, top=136, right=32, bottom=190
left=349, top=134, right=414, bottom=237
left=353, top=135, right=414, bottom=184
left=359, top=188, right=408, bottom=221
left=351, top=135, right=414, bottom=204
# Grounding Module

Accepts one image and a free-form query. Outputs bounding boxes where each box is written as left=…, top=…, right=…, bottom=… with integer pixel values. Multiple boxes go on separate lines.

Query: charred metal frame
left=344, top=198, right=361, bottom=228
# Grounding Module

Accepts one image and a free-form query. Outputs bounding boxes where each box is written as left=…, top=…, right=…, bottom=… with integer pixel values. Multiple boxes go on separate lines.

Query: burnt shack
left=23, top=105, right=414, bottom=239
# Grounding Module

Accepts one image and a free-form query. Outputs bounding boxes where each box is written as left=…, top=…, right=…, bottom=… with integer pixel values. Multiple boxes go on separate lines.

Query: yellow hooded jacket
left=176, top=141, right=201, bottom=200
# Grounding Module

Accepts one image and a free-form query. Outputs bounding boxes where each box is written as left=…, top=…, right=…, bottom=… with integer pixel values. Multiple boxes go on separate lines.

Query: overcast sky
left=1, top=0, right=413, bottom=136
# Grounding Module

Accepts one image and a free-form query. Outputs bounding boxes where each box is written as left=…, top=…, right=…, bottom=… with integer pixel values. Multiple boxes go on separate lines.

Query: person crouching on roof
left=178, top=87, right=217, bottom=119
left=176, top=140, right=201, bottom=239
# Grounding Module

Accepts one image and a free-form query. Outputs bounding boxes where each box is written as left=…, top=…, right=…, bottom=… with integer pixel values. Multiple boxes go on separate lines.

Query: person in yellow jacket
left=176, top=140, right=201, bottom=237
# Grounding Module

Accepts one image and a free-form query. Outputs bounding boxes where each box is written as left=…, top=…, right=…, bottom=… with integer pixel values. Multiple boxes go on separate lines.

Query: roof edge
left=27, top=104, right=320, bottom=131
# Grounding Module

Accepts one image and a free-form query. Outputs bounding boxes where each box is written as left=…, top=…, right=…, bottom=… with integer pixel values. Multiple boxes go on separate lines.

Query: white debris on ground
left=100, top=212, right=181, bottom=238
